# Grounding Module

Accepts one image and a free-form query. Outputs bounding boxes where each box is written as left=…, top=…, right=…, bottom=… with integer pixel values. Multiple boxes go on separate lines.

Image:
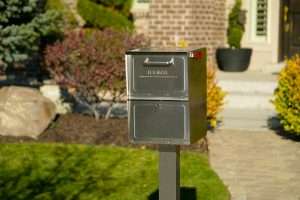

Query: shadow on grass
left=0, top=145, right=125, bottom=200
left=148, top=187, right=197, bottom=200
left=268, top=116, right=300, bottom=142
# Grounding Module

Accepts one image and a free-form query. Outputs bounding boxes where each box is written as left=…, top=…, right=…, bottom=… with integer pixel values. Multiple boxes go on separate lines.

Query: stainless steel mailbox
left=125, top=47, right=206, bottom=145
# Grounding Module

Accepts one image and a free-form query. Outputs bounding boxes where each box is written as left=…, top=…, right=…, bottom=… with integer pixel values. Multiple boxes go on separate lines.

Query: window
left=251, top=0, right=268, bottom=42
left=132, top=0, right=149, bottom=11
left=256, top=0, right=268, bottom=36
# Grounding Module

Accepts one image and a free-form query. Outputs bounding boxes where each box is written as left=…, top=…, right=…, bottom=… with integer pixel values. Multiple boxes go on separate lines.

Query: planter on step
left=216, top=48, right=252, bottom=72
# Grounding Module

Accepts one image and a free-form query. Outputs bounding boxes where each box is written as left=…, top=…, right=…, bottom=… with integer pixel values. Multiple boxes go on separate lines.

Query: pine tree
left=0, top=0, right=60, bottom=68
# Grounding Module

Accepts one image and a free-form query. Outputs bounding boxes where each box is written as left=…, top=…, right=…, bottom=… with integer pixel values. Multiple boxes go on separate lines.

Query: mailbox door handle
left=143, top=57, right=174, bottom=66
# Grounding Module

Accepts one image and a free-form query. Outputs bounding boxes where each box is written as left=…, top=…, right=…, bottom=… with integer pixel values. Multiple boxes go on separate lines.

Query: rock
left=97, top=90, right=127, bottom=102
left=40, top=83, right=72, bottom=114
left=74, top=101, right=127, bottom=118
left=0, top=86, right=56, bottom=138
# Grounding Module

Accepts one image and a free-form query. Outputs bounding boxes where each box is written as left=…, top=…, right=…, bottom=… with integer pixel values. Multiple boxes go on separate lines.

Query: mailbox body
left=126, top=47, right=206, bottom=145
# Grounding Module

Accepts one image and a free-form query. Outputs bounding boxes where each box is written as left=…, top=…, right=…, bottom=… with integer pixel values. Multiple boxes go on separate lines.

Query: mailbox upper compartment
left=126, top=47, right=204, bottom=100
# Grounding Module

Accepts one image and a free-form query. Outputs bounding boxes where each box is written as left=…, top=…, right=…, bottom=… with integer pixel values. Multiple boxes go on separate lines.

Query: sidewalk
left=209, top=69, right=300, bottom=199
left=207, top=129, right=300, bottom=200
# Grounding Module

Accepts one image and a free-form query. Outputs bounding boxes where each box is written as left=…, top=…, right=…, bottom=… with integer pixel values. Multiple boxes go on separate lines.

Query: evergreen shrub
left=227, top=0, right=245, bottom=48
left=77, top=0, right=133, bottom=30
left=89, top=0, right=132, bottom=17
left=45, top=0, right=78, bottom=29
left=272, top=55, right=300, bottom=135
left=0, top=0, right=61, bottom=68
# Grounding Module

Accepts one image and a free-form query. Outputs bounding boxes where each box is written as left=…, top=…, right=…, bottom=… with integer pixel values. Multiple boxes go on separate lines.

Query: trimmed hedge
left=77, top=0, right=133, bottom=30
left=88, top=0, right=132, bottom=17
left=227, top=0, right=244, bottom=48
left=272, top=55, right=300, bottom=135
left=45, top=0, right=78, bottom=29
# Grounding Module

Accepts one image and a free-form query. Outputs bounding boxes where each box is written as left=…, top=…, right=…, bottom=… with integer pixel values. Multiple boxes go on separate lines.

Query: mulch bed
left=0, top=113, right=208, bottom=153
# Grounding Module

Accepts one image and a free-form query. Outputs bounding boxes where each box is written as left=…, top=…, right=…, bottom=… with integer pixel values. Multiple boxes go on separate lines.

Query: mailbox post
left=125, top=47, right=206, bottom=200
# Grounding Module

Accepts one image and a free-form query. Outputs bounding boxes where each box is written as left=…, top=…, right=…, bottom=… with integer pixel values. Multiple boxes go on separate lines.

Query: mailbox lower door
left=128, top=100, right=190, bottom=145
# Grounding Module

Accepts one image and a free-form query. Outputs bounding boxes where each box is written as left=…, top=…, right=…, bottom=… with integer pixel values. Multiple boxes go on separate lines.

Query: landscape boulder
left=0, top=86, right=56, bottom=138
left=40, top=82, right=72, bottom=114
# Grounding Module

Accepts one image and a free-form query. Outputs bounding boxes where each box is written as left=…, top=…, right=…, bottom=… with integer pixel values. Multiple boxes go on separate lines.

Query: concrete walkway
left=207, top=129, right=300, bottom=200
left=216, top=71, right=278, bottom=131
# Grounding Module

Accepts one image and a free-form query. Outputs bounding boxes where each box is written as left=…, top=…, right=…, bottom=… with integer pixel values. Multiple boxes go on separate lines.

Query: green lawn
left=0, top=143, right=229, bottom=200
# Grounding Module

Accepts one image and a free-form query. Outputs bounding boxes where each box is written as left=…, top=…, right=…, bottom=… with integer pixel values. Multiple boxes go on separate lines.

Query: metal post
left=159, top=145, right=180, bottom=200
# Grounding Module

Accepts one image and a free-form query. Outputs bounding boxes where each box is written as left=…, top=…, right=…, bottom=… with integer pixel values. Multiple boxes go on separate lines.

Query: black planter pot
left=216, top=48, right=252, bottom=72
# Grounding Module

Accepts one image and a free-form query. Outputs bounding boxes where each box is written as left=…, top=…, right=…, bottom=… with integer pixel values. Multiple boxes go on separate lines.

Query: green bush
left=227, top=0, right=245, bottom=48
left=77, top=0, right=133, bottom=30
left=227, top=26, right=243, bottom=49
left=45, top=0, right=78, bottom=29
left=88, top=0, right=132, bottom=17
left=0, top=0, right=60, bottom=68
left=272, top=55, right=300, bottom=135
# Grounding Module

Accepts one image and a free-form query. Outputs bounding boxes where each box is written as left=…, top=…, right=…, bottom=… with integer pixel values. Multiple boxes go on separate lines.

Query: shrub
left=45, top=29, right=225, bottom=124
left=45, top=0, right=78, bottom=30
left=0, top=0, right=61, bottom=68
left=87, top=0, right=132, bottom=17
left=207, top=68, right=227, bottom=128
left=227, top=0, right=245, bottom=48
left=272, top=55, right=300, bottom=135
left=77, top=0, right=133, bottom=30
left=44, top=28, right=149, bottom=119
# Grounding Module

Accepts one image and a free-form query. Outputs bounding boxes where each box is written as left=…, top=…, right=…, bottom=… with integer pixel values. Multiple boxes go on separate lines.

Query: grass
left=0, top=143, right=229, bottom=200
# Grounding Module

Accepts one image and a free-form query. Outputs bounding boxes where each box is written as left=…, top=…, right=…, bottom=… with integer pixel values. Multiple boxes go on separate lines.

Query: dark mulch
left=0, top=113, right=208, bottom=153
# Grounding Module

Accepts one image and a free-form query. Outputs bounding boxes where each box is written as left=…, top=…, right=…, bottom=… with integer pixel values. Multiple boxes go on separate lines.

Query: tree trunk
left=105, top=103, right=113, bottom=120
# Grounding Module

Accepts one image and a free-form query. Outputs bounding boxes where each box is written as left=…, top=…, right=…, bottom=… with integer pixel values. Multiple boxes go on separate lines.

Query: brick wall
left=131, top=0, right=150, bottom=35
left=148, top=0, right=226, bottom=67
left=132, top=11, right=150, bottom=35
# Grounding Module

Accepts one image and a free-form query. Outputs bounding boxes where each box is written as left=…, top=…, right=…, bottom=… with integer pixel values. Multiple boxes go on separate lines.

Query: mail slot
left=125, top=47, right=206, bottom=145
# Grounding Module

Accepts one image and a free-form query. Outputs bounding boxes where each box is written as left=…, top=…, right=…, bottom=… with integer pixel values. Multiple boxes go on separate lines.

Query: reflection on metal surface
left=284, top=5, right=288, bottom=22
left=132, top=101, right=186, bottom=140
left=285, top=23, right=290, bottom=33
left=125, top=47, right=207, bottom=145
left=284, top=5, right=290, bottom=33
left=130, top=55, right=187, bottom=98
left=144, top=57, right=175, bottom=66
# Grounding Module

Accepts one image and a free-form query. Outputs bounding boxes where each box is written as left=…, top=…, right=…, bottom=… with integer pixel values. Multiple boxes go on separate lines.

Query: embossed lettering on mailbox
left=132, top=56, right=185, bottom=93
left=126, top=47, right=207, bottom=145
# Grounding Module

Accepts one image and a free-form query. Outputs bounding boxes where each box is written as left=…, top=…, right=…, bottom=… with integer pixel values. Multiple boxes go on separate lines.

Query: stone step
left=219, top=79, right=277, bottom=95
left=217, top=71, right=278, bottom=82
left=217, top=71, right=278, bottom=110
left=224, top=93, right=275, bottom=110
left=219, top=108, right=279, bottom=131
left=216, top=71, right=280, bottom=130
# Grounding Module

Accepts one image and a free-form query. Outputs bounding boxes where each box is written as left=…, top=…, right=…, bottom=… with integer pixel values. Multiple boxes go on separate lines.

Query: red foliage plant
left=44, top=28, right=149, bottom=119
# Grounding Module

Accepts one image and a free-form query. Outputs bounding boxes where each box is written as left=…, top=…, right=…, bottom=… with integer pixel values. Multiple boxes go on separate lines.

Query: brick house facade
left=133, top=0, right=299, bottom=71
left=132, top=0, right=226, bottom=67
